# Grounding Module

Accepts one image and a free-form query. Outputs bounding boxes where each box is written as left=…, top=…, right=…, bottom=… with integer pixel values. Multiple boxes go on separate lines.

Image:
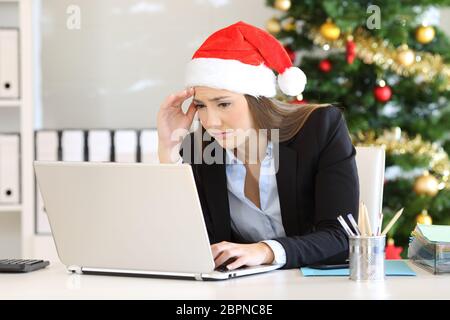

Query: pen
left=337, top=215, right=356, bottom=237
left=347, top=213, right=361, bottom=236
left=377, top=212, right=383, bottom=236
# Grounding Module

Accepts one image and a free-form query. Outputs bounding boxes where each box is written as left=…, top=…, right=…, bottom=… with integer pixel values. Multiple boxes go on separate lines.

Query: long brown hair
left=244, top=95, right=331, bottom=142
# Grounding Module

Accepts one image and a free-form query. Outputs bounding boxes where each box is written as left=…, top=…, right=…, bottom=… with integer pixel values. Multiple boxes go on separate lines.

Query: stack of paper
left=408, top=224, right=450, bottom=274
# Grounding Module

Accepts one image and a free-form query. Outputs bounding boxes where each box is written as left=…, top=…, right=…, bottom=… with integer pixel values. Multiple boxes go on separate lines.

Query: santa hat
left=185, top=21, right=306, bottom=98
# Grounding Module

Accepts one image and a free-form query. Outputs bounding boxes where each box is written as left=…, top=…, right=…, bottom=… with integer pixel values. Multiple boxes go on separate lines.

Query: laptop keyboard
left=215, top=264, right=248, bottom=272
left=216, top=265, right=230, bottom=272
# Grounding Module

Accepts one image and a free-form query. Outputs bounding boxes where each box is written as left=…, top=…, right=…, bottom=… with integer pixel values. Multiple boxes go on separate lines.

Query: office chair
left=354, top=146, right=386, bottom=231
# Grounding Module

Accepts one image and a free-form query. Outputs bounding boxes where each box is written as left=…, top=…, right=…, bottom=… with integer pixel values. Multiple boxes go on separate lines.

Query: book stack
left=408, top=224, right=450, bottom=274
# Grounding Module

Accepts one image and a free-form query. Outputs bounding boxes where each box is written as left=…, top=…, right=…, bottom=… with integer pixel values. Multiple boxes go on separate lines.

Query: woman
left=157, top=21, right=359, bottom=271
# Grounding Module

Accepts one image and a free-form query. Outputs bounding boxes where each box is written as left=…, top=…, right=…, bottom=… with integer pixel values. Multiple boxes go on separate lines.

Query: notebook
left=416, top=224, right=450, bottom=243
left=301, top=260, right=416, bottom=277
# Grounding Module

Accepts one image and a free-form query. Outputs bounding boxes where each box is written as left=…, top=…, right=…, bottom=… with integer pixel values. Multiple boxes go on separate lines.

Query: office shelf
left=0, top=204, right=22, bottom=212
left=0, top=100, right=21, bottom=108
left=0, top=0, right=35, bottom=259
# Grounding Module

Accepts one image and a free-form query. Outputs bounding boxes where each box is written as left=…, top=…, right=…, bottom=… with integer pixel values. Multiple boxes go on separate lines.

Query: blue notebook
left=301, top=260, right=416, bottom=277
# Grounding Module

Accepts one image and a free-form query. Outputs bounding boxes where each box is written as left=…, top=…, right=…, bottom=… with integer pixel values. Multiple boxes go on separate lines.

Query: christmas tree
left=266, top=0, right=450, bottom=256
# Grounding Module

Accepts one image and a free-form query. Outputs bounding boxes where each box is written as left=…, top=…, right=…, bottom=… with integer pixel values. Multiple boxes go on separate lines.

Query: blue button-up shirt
left=225, top=141, right=287, bottom=266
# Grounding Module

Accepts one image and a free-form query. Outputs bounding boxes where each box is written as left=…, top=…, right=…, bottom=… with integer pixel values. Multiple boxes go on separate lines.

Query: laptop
left=33, top=161, right=282, bottom=281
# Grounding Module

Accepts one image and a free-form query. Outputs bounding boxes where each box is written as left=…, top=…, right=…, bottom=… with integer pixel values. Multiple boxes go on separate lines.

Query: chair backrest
left=354, top=146, right=385, bottom=231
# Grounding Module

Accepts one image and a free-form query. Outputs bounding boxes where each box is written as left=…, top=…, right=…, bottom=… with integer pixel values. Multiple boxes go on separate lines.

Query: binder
left=35, top=130, right=59, bottom=234
left=62, top=130, right=84, bottom=161
left=0, top=133, right=20, bottom=204
left=88, top=129, right=111, bottom=162
left=0, top=29, right=19, bottom=99
left=35, top=130, right=58, bottom=161
left=140, top=129, right=159, bottom=163
left=114, top=130, right=137, bottom=162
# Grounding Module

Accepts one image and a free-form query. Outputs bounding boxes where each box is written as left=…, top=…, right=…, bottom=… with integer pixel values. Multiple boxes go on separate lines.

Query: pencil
left=358, top=201, right=366, bottom=236
left=381, top=208, right=404, bottom=236
left=363, top=202, right=373, bottom=236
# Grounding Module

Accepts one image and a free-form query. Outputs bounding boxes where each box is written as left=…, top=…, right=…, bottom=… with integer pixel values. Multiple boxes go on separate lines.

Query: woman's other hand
left=157, top=87, right=197, bottom=163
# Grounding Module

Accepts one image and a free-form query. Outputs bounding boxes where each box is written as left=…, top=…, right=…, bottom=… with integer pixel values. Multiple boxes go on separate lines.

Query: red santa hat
left=185, top=21, right=306, bottom=98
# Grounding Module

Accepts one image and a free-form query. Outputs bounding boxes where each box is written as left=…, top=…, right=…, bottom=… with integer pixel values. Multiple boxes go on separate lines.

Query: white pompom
left=277, top=67, right=307, bottom=96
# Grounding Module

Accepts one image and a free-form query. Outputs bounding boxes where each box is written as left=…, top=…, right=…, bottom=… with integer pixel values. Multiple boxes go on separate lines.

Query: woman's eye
left=195, top=103, right=229, bottom=109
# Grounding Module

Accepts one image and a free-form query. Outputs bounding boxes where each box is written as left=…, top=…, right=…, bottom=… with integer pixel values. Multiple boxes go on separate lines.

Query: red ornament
left=318, top=59, right=332, bottom=72
left=373, top=84, right=392, bottom=102
left=346, top=37, right=356, bottom=64
left=284, top=46, right=296, bottom=63
left=385, top=238, right=403, bottom=260
left=290, top=98, right=308, bottom=104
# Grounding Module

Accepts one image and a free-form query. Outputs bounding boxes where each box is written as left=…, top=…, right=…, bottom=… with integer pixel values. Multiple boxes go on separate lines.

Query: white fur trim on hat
left=277, top=67, right=307, bottom=97
left=185, top=58, right=277, bottom=97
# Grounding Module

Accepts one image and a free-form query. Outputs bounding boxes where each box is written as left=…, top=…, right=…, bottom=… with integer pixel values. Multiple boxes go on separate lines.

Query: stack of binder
left=408, top=224, right=450, bottom=274
left=34, top=128, right=159, bottom=234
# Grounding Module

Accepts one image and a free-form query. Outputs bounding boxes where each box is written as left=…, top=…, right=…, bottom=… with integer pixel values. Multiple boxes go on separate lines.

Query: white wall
left=37, top=0, right=277, bottom=130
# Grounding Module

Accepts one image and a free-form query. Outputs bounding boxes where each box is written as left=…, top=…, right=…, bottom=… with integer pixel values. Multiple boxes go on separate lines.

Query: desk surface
left=1, top=261, right=449, bottom=299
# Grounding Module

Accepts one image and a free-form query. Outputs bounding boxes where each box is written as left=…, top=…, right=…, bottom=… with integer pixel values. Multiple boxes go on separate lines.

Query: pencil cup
left=349, top=235, right=386, bottom=281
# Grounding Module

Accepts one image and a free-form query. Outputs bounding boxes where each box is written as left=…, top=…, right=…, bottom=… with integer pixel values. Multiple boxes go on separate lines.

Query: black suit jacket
left=180, top=105, right=359, bottom=269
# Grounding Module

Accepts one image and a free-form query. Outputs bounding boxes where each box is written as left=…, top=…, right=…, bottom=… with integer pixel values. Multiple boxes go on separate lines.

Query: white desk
left=1, top=261, right=449, bottom=299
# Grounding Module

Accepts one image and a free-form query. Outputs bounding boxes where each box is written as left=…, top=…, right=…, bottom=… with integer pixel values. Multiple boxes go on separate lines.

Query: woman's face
left=193, top=86, right=255, bottom=149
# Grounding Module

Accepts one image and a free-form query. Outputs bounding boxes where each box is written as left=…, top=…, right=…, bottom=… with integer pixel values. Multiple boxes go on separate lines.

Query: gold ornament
left=414, top=171, right=440, bottom=197
left=283, top=22, right=296, bottom=32
left=281, top=17, right=296, bottom=32
left=274, top=0, right=291, bottom=11
left=305, top=27, right=450, bottom=91
left=396, top=44, right=415, bottom=67
left=416, top=209, right=433, bottom=225
left=416, top=25, right=435, bottom=44
left=319, top=20, right=341, bottom=41
left=352, top=128, right=450, bottom=191
left=266, top=18, right=281, bottom=34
